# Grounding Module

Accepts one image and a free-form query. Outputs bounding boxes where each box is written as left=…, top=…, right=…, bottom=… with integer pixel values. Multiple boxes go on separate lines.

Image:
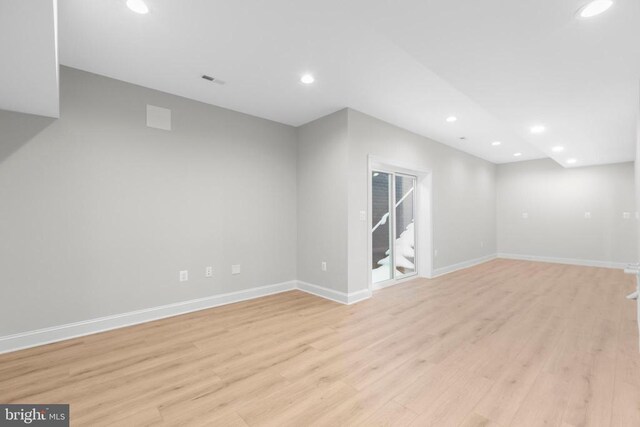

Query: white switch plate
left=622, top=212, right=631, bottom=219
left=205, top=266, right=213, bottom=277
left=179, top=270, right=188, bottom=282
left=232, top=264, right=241, bottom=275
left=321, top=261, right=327, bottom=271
left=584, top=212, right=591, bottom=219
left=359, top=210, right=367, bottom=221
left=522, top=212, right=529, bottom=219
left=434, top=249, right=438, bottom=257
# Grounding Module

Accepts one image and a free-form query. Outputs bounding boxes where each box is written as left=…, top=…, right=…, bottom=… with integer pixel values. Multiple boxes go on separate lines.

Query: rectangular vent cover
left=202, top=75, right=226, bottom=85
left=146, top=105, right=172, bottom=131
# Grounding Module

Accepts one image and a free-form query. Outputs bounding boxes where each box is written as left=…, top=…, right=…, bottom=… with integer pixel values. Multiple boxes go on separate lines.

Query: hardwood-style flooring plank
left=0, top=259, right=637, bottom=426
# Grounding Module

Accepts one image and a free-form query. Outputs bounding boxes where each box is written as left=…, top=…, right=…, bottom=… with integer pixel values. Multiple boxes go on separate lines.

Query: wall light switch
left=622, top=212, right=631, bottom=219
left=321, top=261, right=327, bottom=271
left=359, top=210, right=367, bottom=221
left=434, top=249, right=438, bottom=257
left=205, top=266, right=213, bottom=277
left=521, top=212, right=529, bottom=219
left=584, top=212, right=592, bottom=219
left=179, top=270, right=188, bottom=282
left=232, top=264, right=241, bottom=275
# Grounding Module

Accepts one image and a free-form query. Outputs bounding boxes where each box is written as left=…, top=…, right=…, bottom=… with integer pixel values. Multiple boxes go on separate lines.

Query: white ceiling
left=0, top=0, right=59, bottom=118
left=56, top=0, right=640, bottom=166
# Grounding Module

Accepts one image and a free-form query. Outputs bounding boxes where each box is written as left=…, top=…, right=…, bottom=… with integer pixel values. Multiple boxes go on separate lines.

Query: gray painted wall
left=497, top=159, right=637, bottom=264
left=346, top=109, right=497, bottom=292
left=637, top=108, right=640, bottom=262
left=2, top=66, right=635, bottom=338
left=296, top=109, right=497, bottom=294
left=0, top=67, right=298, bottom=336
left=634, top=99, right=640, bottom=332
left=296, top=110, right=349, bottom=292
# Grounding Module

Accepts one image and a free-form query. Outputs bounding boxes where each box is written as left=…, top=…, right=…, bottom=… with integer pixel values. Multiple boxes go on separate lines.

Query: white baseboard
left=297, top=281, right=372, bottom=305
left=0, top=281, right=296, bottom=355
left=372, top=274, right=420, bottom=291
left=431, top=254, right=497, bottom=278
left=497, top=253, right=628, bottom=269
left=4, top=252, right=624, bottom=354
left=0, top=278, right=375, bottom=355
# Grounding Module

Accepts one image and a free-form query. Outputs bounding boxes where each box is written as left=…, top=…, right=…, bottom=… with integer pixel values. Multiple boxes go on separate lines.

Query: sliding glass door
left=372, top=172, right=393, bottom=283
left=394, top=174, right=416, bottom=278
left=371, top=171, right=417, bottom=284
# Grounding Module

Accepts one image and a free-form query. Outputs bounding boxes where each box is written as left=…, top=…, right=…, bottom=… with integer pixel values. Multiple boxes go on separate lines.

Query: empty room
left=1, top=0, right=639, bottom=426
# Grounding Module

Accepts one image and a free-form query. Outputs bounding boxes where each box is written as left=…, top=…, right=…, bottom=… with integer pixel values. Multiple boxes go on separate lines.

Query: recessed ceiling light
left=513, top=152, right=523, bottom=157
left=577, top=0, right=613, bottom=18
left=551, top=146, right=565, bottom=152
left=491, top=141, right=501, bottom=146
left=530, top=125, right=546, bottom=134
left=446, top=116, right=457, bottom=123
left=566, top=158, right=578, bottom=164
left=126, top=0, right=149, bottom=14
left=300, top=74, right=315, bottom=84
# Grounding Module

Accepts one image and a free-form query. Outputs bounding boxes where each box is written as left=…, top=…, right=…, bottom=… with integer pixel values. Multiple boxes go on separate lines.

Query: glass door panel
left=371, top=171, right=417, bottom=284
left=394, top=174, right=416, bottom=277
left=371, top=171, right=392, bottom=284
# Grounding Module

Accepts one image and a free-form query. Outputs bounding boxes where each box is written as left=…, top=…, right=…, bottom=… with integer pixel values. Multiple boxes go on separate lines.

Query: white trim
left=297, top=281, right=372, bottom=305
left=372, top=273, right=418, bottom=291
left=0, top=281, right=296, bottom=355
left=429, top=253, right=627, bottom=279
left=431, top=254, right=497, bottom=278
left=497, top=253, right=628, bottom=269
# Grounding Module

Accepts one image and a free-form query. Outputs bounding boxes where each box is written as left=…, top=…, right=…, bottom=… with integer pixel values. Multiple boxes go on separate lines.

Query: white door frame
left=367, top=155, right=433, bottom=294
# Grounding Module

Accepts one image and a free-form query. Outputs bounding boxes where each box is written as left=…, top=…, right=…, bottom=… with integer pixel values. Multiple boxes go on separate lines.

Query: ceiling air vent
left=201, top=75, right=225, bottom=85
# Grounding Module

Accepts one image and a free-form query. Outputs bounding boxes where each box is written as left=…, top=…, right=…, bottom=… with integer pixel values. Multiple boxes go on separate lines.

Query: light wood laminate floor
left=1, top=259, right=639, bottom=426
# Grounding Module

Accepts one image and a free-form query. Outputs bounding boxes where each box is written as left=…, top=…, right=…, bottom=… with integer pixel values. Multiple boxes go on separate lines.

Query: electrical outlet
left=321, top=261, right=327, bottom=271
left=584, top=211, right=591, bottom=219
left=434, top=249, right=438, bottom=257
left=359, top=210, right=367, bottom=221
left=622, top=212, right=631, bottom=219
left=521, top=212, right=529, bottom=219
left=205, top=266, right=213, bottom=277
left=179, top=270, right=188, bottom=282
left=232, top=264, right=241, bottom=275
